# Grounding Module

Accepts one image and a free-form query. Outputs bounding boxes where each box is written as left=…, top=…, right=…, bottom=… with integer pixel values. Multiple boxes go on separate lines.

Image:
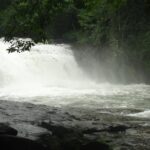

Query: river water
left=0, top=40, right=150, bottom=118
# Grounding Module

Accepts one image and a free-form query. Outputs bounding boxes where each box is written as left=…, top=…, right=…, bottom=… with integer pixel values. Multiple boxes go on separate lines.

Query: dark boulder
left=106, top=125, right=130, bottom=133
left=0, top=123, right=18, bottom=136
left=83, top=128, right=99, bottom=134
left=0, top=135, right=47, bottom=150
left=40, top=122, right=77, bottom=138
left=81, top=141, right=111, bottom=150
left=83, top=125, right=130, bottom=134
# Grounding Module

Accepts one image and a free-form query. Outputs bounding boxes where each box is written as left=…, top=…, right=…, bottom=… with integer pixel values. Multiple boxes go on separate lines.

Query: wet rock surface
left=0, top=100, right=150, bottom=150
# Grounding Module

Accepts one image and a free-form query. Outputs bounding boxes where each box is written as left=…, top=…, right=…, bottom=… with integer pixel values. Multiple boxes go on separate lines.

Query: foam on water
left=128, top=110, right=150, bottom=118
left=0, top=39, right=150, bottom=118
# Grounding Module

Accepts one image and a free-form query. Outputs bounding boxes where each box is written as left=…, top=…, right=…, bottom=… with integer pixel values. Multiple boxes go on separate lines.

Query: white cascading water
left=0, top=41, right=90, bottom=88
left=0, top=39, right=150, bottom=118
left=0, top=39, right=101, bottom=99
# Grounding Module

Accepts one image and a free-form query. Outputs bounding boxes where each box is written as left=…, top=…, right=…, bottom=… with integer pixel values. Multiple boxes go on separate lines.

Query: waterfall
left=0, top=40, right=92, bottom=89
left=0, top=39, right=150, bottom=119
left=0, top=39, right=103, bottom=99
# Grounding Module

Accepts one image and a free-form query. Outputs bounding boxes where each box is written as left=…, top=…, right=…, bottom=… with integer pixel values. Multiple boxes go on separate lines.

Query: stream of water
left=0, top=39, right=150, bottom=118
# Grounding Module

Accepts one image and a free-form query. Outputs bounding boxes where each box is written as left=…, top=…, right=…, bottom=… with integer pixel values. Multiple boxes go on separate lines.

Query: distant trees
left=0, top=0, right=12, bottom=10
left=76, top=0, right=150, bottom=82
left=0, top=0, right=79, bottom=42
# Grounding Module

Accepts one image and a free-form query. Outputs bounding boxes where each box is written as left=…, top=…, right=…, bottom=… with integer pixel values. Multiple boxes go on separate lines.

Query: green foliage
left=0, top=0, right=150, bottom=82
left=7, top=39, right=35, bottom=53
left=0, top=0, right=79, bottom=42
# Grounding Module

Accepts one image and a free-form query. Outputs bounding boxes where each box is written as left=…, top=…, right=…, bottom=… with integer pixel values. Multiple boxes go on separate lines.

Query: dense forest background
left=0, top=0, right=150, bottom=83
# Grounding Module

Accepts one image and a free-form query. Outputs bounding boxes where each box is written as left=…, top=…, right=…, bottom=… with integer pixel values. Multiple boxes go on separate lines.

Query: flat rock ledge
left=0, top=100, right=150, bottom=150
left=0, top=122, right=111, bottom=150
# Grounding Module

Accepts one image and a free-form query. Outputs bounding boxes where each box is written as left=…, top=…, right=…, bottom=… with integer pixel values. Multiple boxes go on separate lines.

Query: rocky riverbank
left=0, top=100, right=150, bottom=150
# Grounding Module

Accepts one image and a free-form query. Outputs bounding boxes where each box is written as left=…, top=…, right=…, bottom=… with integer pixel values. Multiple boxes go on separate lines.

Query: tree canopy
left=0, top=0, right=150, bottom=82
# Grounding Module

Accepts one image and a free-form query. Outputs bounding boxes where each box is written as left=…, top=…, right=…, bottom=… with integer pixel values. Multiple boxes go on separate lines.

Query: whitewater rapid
left=0, top=39, right=150, bottom=118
